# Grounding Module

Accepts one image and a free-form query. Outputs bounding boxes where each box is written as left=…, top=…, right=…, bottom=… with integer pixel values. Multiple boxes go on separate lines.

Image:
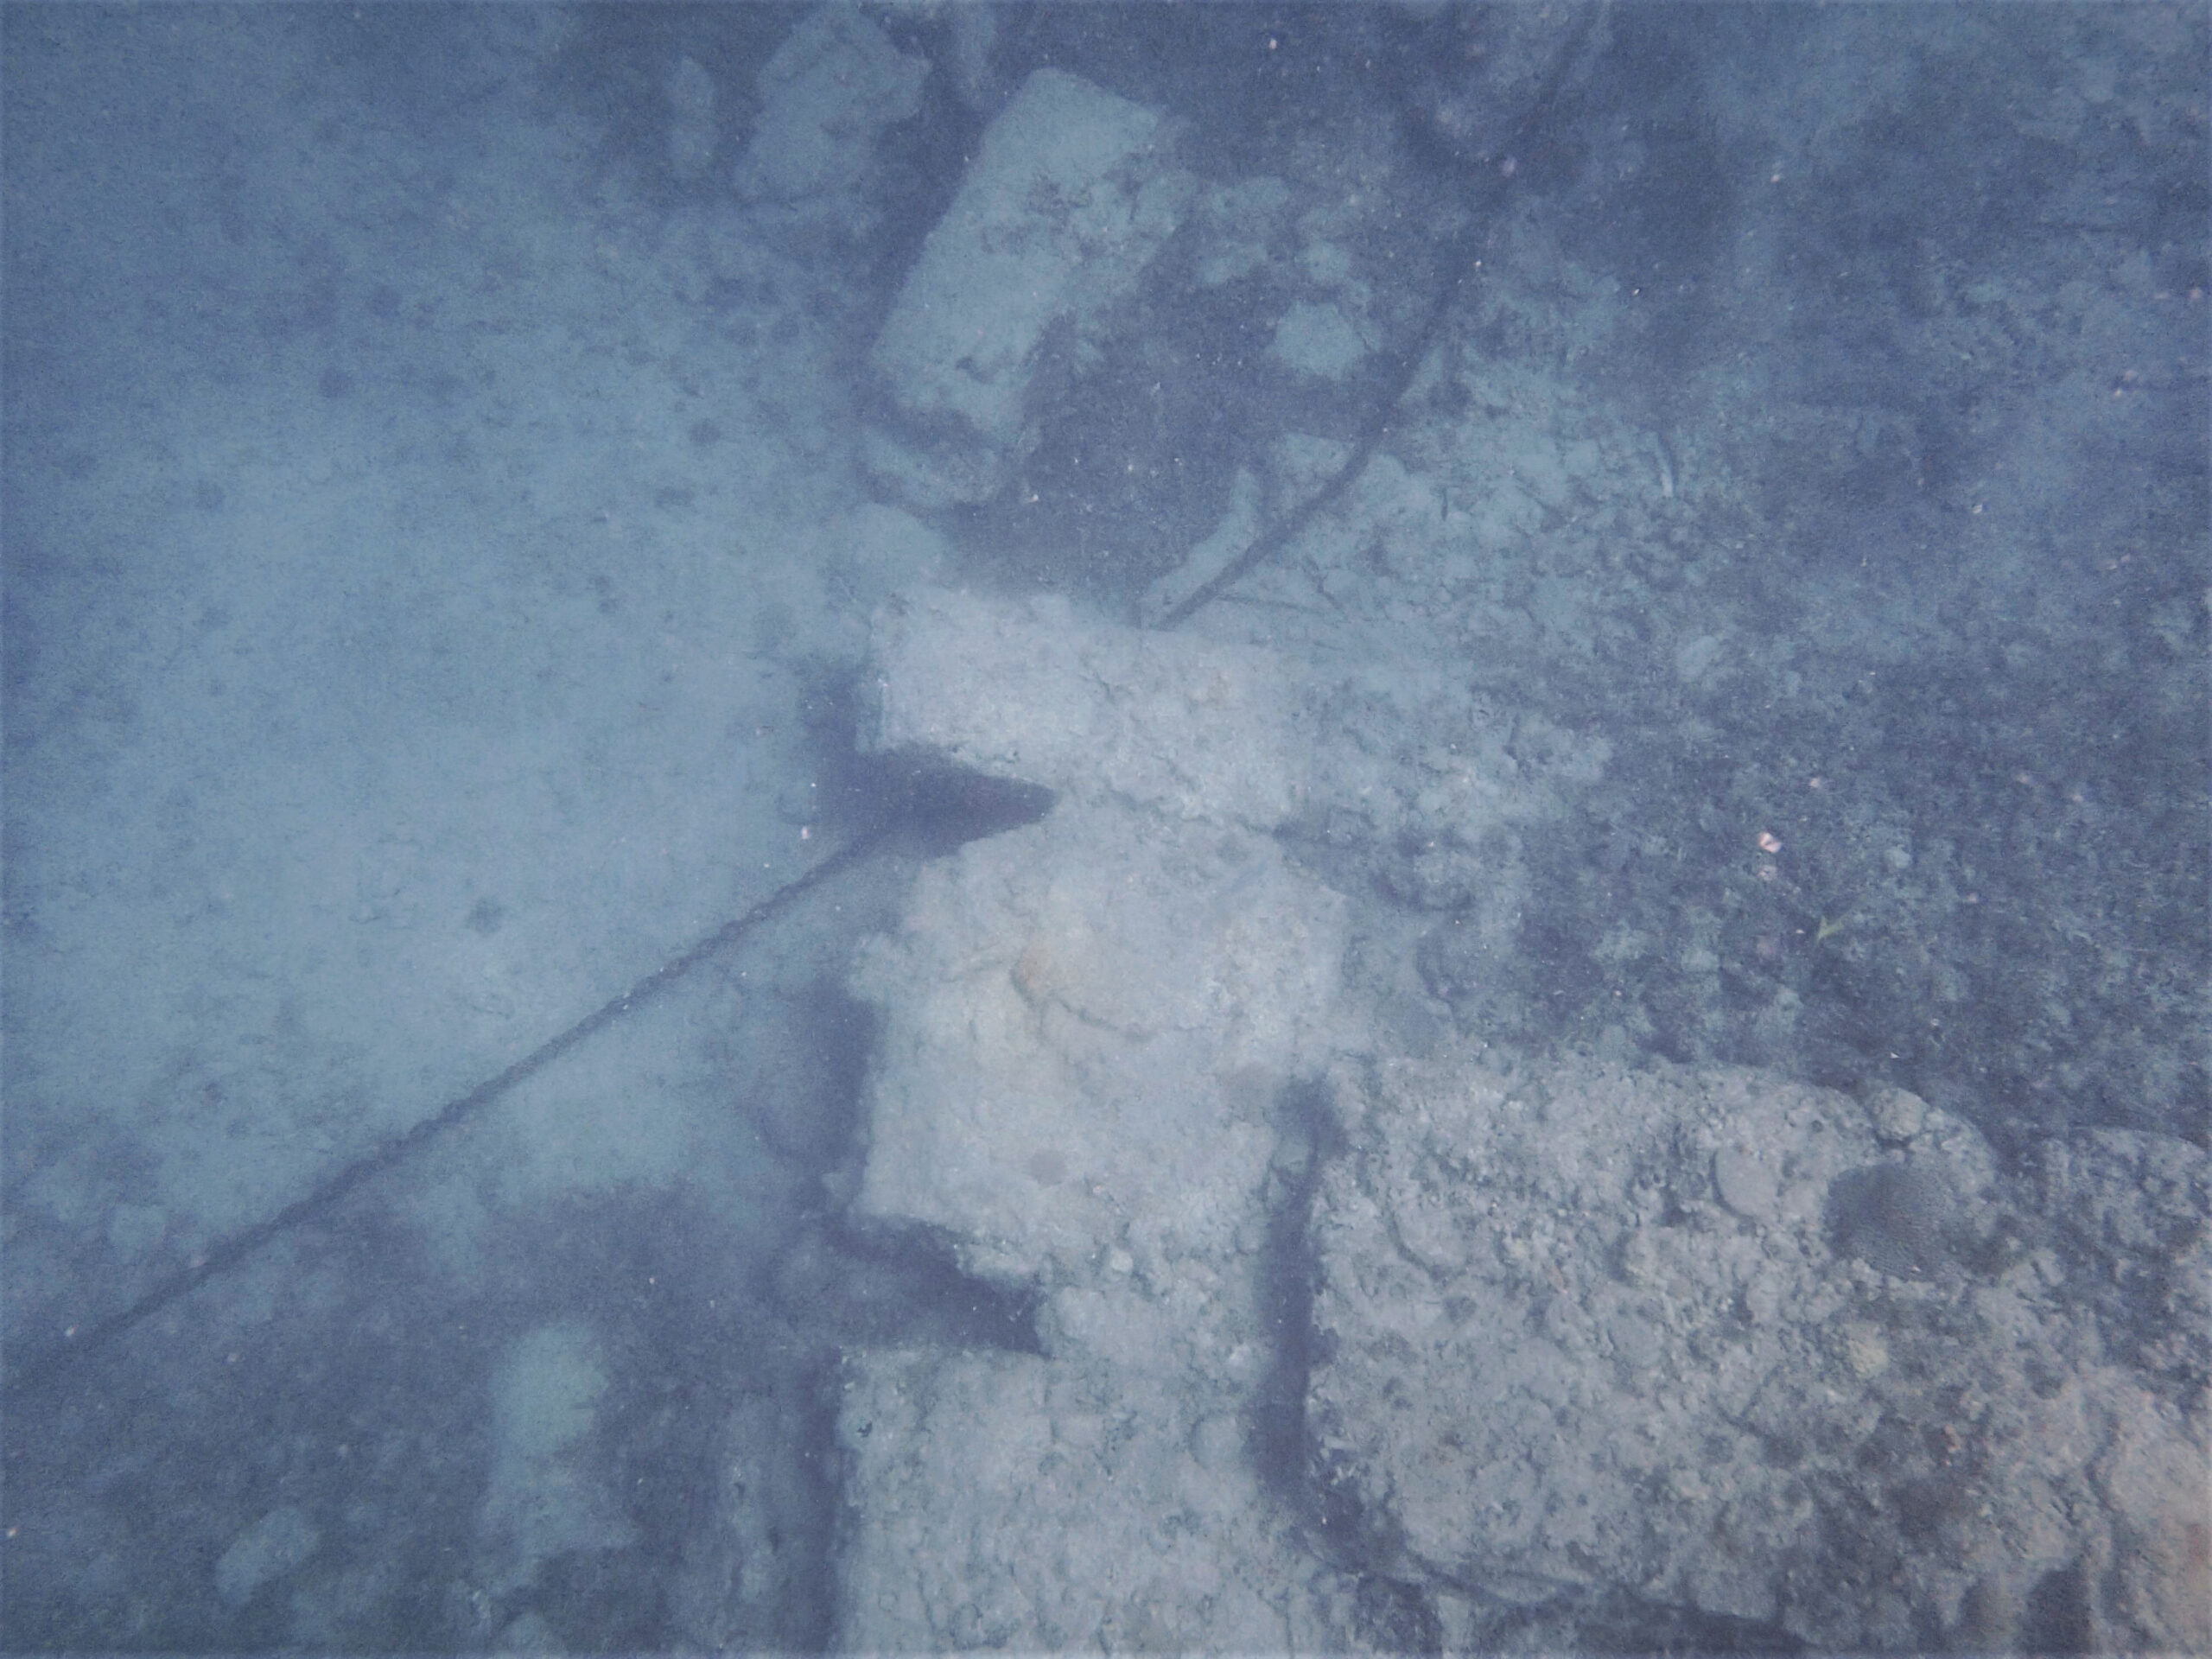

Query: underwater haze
left=3, top=4, right=2204, bottom=1653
